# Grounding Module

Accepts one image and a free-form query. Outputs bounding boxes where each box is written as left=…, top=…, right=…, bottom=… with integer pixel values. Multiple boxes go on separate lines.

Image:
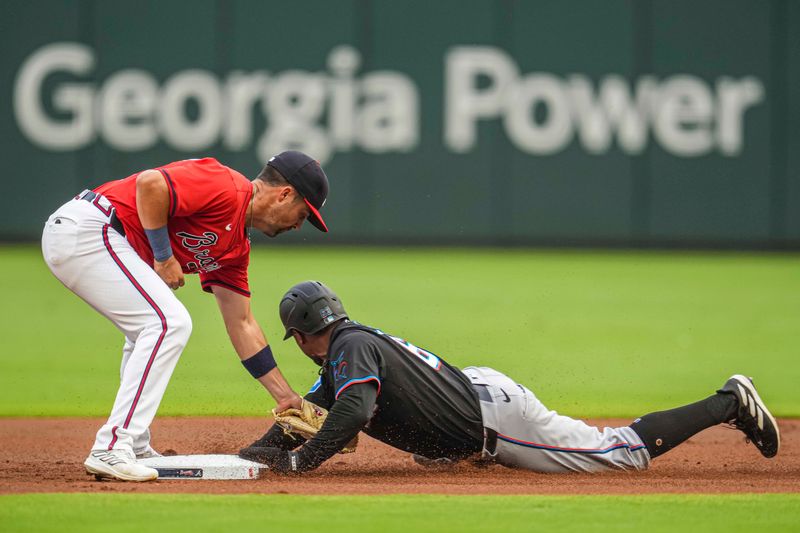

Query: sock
left=629, top=392, right=737, bottom=459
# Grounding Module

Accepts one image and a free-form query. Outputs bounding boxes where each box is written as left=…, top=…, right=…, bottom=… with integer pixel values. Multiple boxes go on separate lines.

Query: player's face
left=261, top=189, right=311, bottom=238
left=292, top=331, right=329, bottom=360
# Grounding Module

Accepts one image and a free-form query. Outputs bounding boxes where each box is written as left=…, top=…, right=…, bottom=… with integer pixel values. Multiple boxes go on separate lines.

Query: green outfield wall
left=2, top=0, right=798, bottom=247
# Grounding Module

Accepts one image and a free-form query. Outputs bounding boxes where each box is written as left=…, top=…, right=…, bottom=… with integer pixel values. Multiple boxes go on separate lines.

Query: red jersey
left=95, top=158, right=254, bottom=297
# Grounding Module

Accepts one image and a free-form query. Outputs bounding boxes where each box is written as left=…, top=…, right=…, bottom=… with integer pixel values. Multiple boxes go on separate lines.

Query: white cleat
left=84, top=449, right=159, bottom=481
left=134, top=445, right=163, bottom=459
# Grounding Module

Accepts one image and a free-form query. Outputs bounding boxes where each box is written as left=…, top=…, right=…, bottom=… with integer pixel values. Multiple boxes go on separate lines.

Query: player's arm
left=135, top=169, right=183, bottom=289
left=242, top=379, right=332, bottom=451
left=241, top=382, right=377, bottom=472
left=212, top=284, right=302, bottom=410
left=294, top=383, right=377, bottom=469
left=240, top=334, right=381, bottom=473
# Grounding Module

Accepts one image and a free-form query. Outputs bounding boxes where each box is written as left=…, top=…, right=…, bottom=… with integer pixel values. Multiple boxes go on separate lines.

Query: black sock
left=629, top=392, right=737, bottom=459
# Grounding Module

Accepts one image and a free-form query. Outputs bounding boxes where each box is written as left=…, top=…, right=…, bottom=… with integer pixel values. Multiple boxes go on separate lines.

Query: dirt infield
left=1, top=417, right=797, bottom=495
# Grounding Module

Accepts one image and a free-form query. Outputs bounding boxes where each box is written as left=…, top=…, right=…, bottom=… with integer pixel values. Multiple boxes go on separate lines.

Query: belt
left=78, top=190, right=126, bottom=237
left=471, top=383, right=499, bottom=459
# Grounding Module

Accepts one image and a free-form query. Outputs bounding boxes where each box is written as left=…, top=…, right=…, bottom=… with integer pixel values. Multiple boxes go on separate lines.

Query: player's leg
left=76, top=227, right=191, bottom=454
left=508, top=386, right=650, bottom=472
left=463, top=367, right=779, bottom=474
left=120, top=337, right=160, bottom=457
left=630, top=375, right=780, bottom=459
left=43, top=197, right=190, bottom=480
left=463, top=366, right=650, bottom=473
left=120, top=336, right=135, bottom=379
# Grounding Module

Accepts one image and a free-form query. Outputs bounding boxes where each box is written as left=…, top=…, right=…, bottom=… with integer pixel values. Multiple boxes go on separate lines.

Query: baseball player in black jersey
left=240, top=281, right=780, bottom=474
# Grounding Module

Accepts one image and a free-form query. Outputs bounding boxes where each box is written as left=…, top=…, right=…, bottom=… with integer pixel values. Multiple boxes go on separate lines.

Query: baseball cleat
left=134, top=445, right=163, bottom=459
left=84, top=449, right=159, bottom=481
left=717, top=374, right=780, bottom=458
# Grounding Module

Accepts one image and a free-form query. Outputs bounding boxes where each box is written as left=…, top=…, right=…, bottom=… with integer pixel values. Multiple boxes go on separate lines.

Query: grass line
left=1, top=493, right=799, bottom=532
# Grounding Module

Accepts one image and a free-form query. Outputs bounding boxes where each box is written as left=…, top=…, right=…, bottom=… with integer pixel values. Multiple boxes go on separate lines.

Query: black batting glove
left=239, top=446, right=299, bottom=474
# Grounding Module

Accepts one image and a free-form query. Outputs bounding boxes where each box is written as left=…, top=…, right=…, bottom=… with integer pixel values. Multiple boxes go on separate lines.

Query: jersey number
left=387, top=335, right=442, bottom=371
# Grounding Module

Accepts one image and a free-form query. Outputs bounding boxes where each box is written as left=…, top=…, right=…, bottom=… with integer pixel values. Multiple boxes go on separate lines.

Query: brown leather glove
left=272, top=399, right=358, bottom=454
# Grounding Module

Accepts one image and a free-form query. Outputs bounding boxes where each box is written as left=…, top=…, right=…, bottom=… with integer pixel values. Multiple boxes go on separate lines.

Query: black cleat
left=717, top=374, right=780, bottom=458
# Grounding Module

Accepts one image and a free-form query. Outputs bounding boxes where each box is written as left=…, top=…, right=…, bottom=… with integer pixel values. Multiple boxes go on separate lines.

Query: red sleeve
left=157, top=158, right=232, bottom=218
left=199, top=254, right=250, bottom=297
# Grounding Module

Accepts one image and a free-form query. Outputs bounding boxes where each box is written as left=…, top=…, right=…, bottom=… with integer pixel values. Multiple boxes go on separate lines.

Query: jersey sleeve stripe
left=158, top=168, right=178, bottom=217
left=308, top=377, right=322, bottom=394
left=201, top=279, right=251, bottom=297
left=335, top=376, right=381, bottom=400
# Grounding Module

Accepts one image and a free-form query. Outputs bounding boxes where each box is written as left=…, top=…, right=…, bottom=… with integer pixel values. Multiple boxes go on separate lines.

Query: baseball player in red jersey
left=41, top=151, right=328, bottom=481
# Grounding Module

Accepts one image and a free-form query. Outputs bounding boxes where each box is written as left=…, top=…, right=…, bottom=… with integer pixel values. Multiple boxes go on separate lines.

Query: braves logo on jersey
left=176, top=231, right=222, bottom=273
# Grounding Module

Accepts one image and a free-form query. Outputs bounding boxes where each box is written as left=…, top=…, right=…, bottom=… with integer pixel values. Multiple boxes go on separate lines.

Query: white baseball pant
left=42, top=192, right=192, bottom=455
left=463, top=366, right=651, bottom=472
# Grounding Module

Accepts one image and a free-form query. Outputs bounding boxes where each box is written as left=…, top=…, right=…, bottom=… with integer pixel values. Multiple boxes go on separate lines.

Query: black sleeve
left=293, top=332, right=383, bottom=471
left=295, top=381, right=379, bottom=471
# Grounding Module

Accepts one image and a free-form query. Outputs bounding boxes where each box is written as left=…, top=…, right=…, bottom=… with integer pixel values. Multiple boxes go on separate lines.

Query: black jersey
left=260, top=321, right=484, bottom=471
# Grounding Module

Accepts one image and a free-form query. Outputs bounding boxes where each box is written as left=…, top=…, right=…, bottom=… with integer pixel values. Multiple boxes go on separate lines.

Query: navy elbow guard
left=242, top=345, right=277, bottom=379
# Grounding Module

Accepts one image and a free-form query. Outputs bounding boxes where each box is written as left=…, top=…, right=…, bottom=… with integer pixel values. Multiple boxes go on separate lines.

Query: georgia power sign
left=13, top=42, right=764, bottom=164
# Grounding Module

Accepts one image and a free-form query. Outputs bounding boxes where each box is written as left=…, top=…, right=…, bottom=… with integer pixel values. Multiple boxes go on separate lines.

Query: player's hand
left=239, top=446, right=299, bottom=473
left=274, top=393, right=303, bottom=412
left=154, top=256, right=185, bottom=290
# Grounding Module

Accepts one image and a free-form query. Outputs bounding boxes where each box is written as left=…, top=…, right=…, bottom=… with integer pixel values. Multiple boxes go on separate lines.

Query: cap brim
left=304, top=199, right=328, bottom=232
left=283, top=329, right=293, bottom=340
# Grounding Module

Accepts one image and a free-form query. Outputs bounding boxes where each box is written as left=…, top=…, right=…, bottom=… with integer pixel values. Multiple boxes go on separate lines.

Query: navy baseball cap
left=267, top=151, right=329, bottom=232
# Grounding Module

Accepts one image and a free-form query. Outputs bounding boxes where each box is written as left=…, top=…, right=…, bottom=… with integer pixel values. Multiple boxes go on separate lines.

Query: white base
left=140, top=454, right=268, bottom=480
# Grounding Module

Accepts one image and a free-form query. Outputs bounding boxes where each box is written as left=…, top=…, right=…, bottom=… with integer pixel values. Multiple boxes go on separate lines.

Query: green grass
left=1, top=245, right=798, bottom=417
left=1, top=494, right=799, bottom=532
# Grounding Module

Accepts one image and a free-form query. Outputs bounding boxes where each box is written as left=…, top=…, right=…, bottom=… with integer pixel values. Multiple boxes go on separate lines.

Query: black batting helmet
left=279, top=281, right=348, bottom=340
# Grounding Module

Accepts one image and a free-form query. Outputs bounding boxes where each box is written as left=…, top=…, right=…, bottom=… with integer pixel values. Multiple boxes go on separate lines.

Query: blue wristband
left=242, top=345, right=277, bottom=379
left=144, top=225, right=173, bottom=262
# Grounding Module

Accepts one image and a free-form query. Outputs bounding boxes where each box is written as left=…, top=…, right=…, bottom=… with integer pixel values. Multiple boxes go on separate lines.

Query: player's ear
left=279, top=186, right=294, bottom=203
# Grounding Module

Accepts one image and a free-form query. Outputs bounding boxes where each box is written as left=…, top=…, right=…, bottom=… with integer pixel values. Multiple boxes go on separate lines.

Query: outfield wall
left=2, top=0, right=798, bottom=247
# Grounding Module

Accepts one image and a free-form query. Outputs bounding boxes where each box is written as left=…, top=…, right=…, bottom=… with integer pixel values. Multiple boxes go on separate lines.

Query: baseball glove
left=273, top=399, right=327, bottom=440
left=272, top=399, right=358, bottom=453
